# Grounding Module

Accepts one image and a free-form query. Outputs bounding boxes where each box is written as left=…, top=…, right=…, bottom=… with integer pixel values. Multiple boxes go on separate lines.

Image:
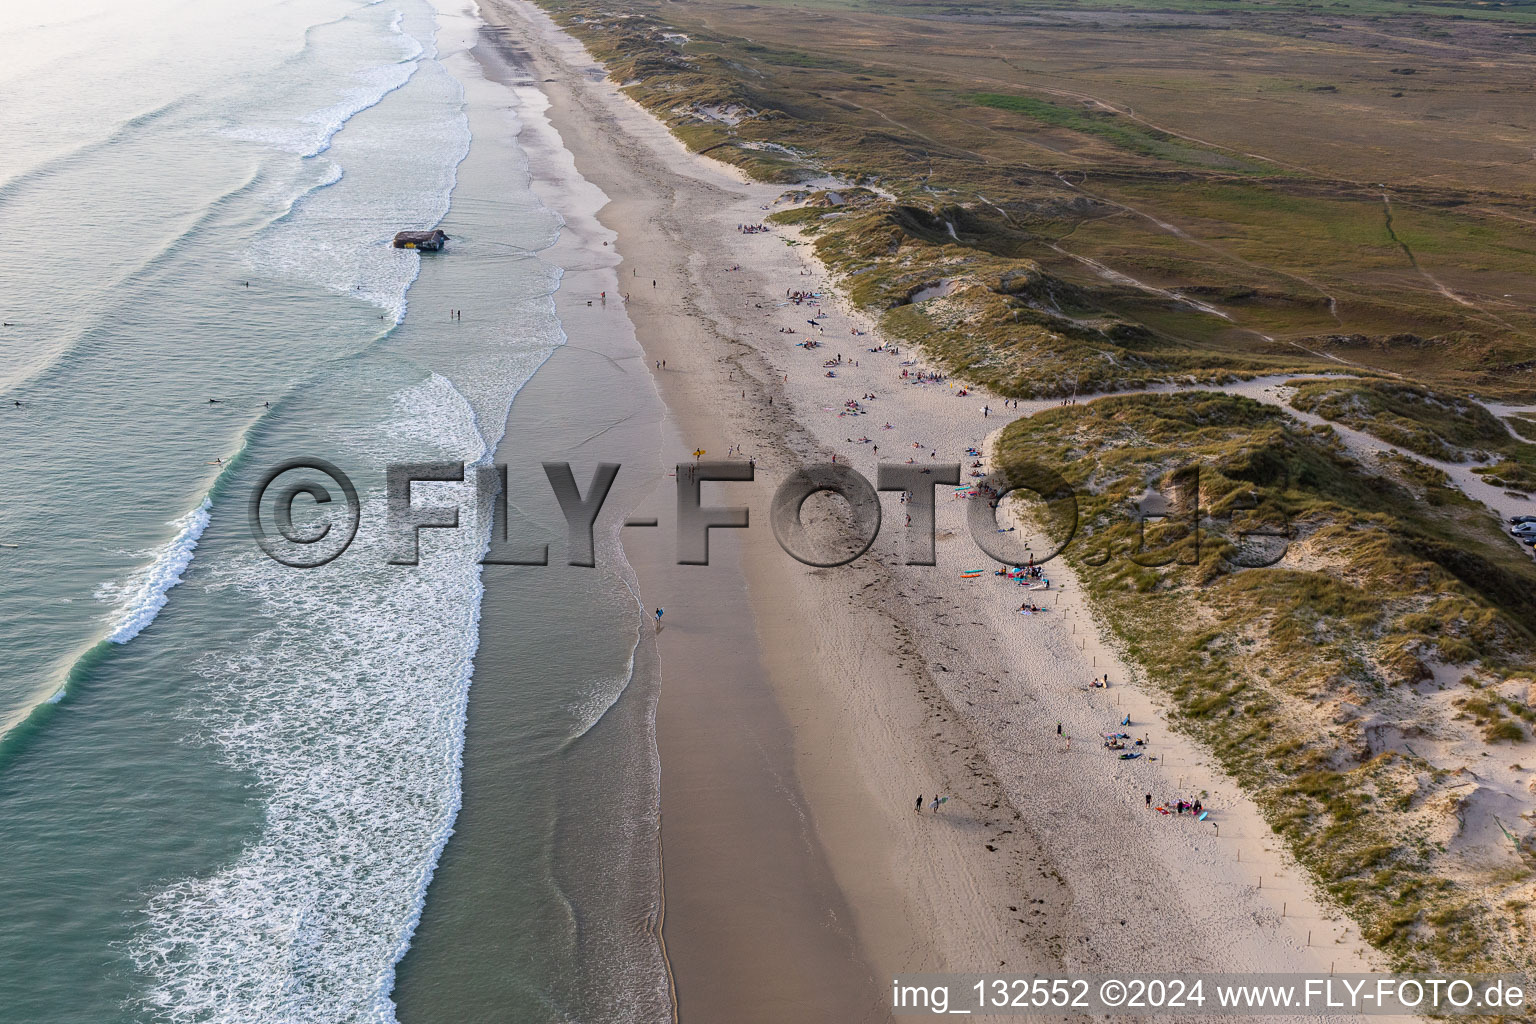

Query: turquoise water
left=0, top=2, right=667, bottom=1020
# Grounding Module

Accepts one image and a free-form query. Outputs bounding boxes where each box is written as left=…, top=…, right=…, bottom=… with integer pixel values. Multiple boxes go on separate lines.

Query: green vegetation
left=768, top=191, right=1327, bottom=396
left=732, top=0, right=1536, bottom=22
left=1288, top=379, right=1509, bottom=460
left=995, top=392, right=1536, bottom=969
left=965, top=93, right=1276, bottom=173
left=1288, top=378, right=1536, bottom=490
left=536, top=0, right=1536, bottom=398
left=531, top=0, right=1536, bottom=976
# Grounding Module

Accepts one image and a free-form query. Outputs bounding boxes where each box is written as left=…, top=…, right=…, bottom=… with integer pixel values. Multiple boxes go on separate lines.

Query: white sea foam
left=100, top=498, right=211, bottom=645
left=223, top=61, right=421, bottom=158
left=246, top=56, right=470, bottom=324
left=210, top=0, right=431, bottom=160
left=124, top=1, right=654, bottom=1013
left=135, top=376, right=491, bottom=1023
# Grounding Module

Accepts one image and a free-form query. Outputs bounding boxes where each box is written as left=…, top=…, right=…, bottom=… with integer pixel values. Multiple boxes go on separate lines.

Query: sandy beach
left=477, top=1, right=1391, bottom=1018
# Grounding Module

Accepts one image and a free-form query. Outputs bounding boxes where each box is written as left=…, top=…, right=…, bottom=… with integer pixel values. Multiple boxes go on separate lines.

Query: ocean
left=0, top=1, right=669, bottom=1020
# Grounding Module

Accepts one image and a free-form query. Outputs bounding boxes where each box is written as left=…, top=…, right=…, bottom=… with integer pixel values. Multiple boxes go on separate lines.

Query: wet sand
left=401, top=11, right=885, bottom=1023
left=474, top=5, right=1052, bottom=1020
left=465, top=2, right=1388, bottom=1021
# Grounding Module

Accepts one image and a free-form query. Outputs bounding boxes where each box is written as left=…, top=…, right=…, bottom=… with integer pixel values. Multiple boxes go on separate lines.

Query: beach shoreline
left=474, top=1, right=1388, bottom=1019
left=390, top=15, right=677, bottom=1022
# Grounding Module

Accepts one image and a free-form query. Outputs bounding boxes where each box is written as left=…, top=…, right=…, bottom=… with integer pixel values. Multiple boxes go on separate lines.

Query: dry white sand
left=480, top=2, right=1423, bottom=1019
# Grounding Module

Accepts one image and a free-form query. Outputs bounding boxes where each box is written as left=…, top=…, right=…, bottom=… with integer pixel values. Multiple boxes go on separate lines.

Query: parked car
left=1511, top=515, right=1536, bottom=525
left=1512, top=522, right=1536, bottom=535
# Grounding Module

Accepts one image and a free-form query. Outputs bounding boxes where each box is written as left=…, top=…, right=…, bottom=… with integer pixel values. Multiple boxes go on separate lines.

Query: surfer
left=654, top=607, right=664, bottom=624
left=208, top=398, right=221, bottom=405
left=915, top=794, right=923, bottom=814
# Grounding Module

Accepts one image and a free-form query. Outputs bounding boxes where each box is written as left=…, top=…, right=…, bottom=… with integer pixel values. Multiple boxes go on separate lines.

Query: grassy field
left=532, top=0, right=1536, bottom=397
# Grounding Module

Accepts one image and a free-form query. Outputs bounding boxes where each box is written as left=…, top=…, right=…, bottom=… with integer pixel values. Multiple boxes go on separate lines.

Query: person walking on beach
left=916, top=794, right=924, bottom=814
left=930, top=796, right=945, bottom=814
left=654, top=608, right=664, bottom=629
left=1145, top=793, right=1152, bottom=809
left=1057, top=721, right=1062, bottom=736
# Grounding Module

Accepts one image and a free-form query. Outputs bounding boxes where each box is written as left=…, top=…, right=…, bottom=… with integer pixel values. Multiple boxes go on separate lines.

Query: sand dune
left=484, top=2, right=1392, bottom=1018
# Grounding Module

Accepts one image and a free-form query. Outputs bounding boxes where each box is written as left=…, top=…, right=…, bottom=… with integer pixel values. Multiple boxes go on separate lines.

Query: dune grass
left=995, top=392, right=1536, bottom=969
left=530, top=0, right=1536, bottom=973
left=535, top=0, right=1536, bottom=398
